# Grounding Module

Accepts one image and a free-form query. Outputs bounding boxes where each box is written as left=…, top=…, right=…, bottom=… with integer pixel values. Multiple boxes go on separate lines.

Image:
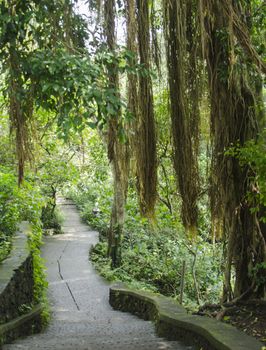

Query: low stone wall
left=0, top=223, right=42, bottom=347
left=110, top=284, right=263, bottom=350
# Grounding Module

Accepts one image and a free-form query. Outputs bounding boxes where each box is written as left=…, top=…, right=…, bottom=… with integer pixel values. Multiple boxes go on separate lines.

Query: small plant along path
left=3, top=200, right=192, bottom=350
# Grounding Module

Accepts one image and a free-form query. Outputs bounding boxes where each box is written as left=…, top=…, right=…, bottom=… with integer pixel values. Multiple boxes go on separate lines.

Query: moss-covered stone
left=109, top=285, right=263, bottom=350
left=0, top=224, right=43, bottom=348
left=0, top=228, right=34, bottom=324
left=0, top=305, right=43, bottom=349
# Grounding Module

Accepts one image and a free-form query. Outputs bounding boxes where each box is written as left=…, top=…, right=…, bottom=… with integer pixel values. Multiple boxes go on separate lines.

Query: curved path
left=3, top=201, right=192, bottom=350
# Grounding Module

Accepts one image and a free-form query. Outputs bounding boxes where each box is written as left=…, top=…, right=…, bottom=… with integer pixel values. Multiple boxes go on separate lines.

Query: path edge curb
left=0, top=304, right=43, bottom=349
left=109, top=284, right=263, bottom=350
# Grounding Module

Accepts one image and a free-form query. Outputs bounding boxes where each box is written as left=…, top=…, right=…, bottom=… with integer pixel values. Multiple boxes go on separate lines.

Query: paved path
left=3, top=201, right=192, bottom=350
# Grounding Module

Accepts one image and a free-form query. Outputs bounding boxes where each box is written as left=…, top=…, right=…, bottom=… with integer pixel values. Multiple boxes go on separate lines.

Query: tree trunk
left=125, top=0, right=138, bottom=174
left=104, top=0, right=129, bottom=267
left=135, top=0, right=157, bottom=222
left=163, top=0, right=200, bottom=237
left=203, top=0, right=266, bottom=300
left=9, top=46, right=33, bottom=186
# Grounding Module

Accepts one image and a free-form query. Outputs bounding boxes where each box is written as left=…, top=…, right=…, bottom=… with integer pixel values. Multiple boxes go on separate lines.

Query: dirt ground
left=196, top=300, right=266, bottom=346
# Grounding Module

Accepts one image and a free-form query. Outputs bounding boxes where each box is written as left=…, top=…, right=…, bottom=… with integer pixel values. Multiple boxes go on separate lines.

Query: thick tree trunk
left=203, top=0, right=266, bottom=300
left=164, top=0, right=199, bottom=237
left=135, top=0, right=157, bottom=221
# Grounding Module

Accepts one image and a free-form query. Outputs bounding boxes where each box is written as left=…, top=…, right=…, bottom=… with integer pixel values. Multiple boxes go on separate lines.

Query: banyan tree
left=202, top=0, right=266, bottom=300
left=163, top=0, right=200, bottom=237
left=135, top=0, right=158, bottom=222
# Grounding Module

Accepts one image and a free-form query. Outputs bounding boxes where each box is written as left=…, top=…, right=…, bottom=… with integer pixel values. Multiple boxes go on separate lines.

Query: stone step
left=4, top=337, right=187, bottom=350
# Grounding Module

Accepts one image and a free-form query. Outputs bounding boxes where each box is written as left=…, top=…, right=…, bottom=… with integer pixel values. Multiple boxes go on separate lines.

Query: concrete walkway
left=3, top=201, right=192, bottom=350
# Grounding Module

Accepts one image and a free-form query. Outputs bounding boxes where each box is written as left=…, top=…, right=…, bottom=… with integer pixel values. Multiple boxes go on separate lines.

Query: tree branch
left=222, top=0, right=266, bottom=75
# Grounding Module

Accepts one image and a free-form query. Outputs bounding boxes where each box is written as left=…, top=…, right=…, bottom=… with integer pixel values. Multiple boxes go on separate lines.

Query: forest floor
left=196, top=300, right=266, bottom=346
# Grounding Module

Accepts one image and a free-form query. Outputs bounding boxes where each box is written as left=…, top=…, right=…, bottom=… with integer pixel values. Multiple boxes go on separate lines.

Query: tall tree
left=163, top=0, right=200, bottom=237
left=202, top=0, right=266, bottom=300
left=1, top=0, right=36, bottom=185
left=104, top=0, right=129, bottom=267
left=125, top=0, right=138, bottom=137
left=136, top=0, right=157, bottom=221
left=0, top=0, right=87, bottom=185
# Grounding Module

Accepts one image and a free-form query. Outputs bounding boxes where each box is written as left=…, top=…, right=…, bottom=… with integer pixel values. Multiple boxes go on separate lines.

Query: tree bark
left=203, top=0, right=266, bottom=300
left=104, top=0, right=129, bottom=267
left=163, top=0, right=200, bottom=237
left=135, top=0, right=157, bottom=222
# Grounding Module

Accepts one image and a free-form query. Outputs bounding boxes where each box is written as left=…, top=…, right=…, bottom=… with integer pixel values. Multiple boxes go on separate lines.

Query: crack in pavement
left=58, top=241, right=69, bottom=261
left=57, top=242, right=80, bottom=311
left=57, top=259, right=80, bottom=311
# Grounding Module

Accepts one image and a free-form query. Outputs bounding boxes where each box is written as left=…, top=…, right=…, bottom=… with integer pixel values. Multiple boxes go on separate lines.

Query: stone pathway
left=3, top=201, right=192, bottom=350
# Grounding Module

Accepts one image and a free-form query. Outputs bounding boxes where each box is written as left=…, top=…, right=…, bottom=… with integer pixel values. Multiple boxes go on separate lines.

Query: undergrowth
left=68, top=180, right=224, bottom=311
